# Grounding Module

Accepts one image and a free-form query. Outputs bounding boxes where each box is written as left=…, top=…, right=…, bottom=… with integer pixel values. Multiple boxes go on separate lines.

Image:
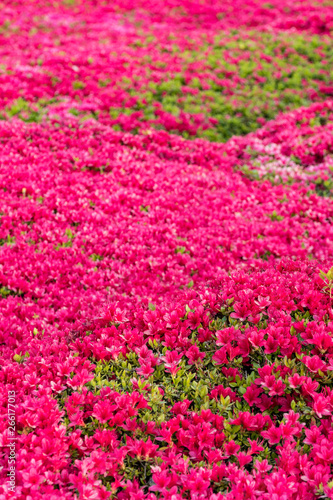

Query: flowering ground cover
left=1, top=0, right=333, bottom=499
left=2, top=0, right=333, bottom=141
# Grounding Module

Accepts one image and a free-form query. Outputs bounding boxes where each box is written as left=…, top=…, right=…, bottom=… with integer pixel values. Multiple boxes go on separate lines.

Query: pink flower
left=210, top=385, right=239, bottom=403
left=288, top=373, right=305, bottom=389
left=182, top=469, right=211, bottom=494
left=171, top=399, right=192, bottom=415
left=67, top=369, right=95, bottom=390
left=313, top=439, right=333, bottom=463
left=243, top=385, right=262, bottom=406
left=268, top=379, right=285, bottom=397
left=237, top=451, right=252, bottom=467
left=302, top=377, right=319, bottom=396
left=261, top=425, right=282, bottom=445
left=136, top=362, right=154, bottom=378
left=254, top=459, right=272, bottom=474
left=150, top=470, right=174, bottom=493
left=304, top=426, right=321, bottom=446
left=21, top=467, right=43, bottom=488
left=224, top=440, right=241, bottom=456
left=312, top=393, right=331, bottom=418
left=248, top=439, right=264, bottom=455
left=92, top=402, right=115, bottom=423
left=302, top=355, right=327, bottom=373
left=161, top=350, right=183, bottom=376
left=230, top=302, right=251, bottom=321
left=212, top=347, right=227, bottom=365
left=185, top=345, right=205, bottom=364
left=127, top=438, right=159, bottom=459
left=254, top=296, right=271, bottom=309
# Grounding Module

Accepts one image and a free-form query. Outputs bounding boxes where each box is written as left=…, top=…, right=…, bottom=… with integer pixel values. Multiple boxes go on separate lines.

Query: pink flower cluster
left=2, top=261, right=333, bottom=498
left=230, top=100, right=333, bottom=188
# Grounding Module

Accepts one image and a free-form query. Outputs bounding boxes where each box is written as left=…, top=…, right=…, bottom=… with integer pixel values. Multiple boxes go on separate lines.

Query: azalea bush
left=229, top=101, right=333, bottom=194
left=4, top=261, right=333, bottom=498
left=1, top=0, right=333, bottom=499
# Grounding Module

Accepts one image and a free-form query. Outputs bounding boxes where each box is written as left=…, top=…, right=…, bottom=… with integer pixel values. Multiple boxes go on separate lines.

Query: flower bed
left=2, top=0, right=333, bottom=141
left=1, top=0, right=333, bottom=499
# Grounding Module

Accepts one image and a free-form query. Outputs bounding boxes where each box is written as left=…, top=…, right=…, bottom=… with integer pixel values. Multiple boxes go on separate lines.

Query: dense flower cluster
left=1, top=0, right=333, bottom=498
left=3, top=258, right=333, bottom=498
left=229, top=100, right=333, bottom=194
